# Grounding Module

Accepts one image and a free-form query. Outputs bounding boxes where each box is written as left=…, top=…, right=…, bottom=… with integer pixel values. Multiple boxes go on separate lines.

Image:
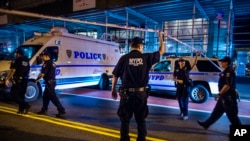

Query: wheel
left=190, top=84, right=209, bottom=103
left=98, top=74, right=109, bottom=90
left=25, top=81, right=40, bottom=102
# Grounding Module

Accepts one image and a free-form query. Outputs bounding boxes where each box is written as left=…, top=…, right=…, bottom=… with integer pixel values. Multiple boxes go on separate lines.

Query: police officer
left=35, top=51, right=66, bottom=118
left=173, top=52, right=199, bottom=120
left=111, top=31, right=165, bottom=141
left=197, top=56, right=241, bottom=129
left=5, top=49, right=31, bottom=114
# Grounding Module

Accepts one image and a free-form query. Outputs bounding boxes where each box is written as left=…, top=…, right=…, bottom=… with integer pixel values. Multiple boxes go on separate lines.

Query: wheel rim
left=25, top=86, right=37, bottom=99
left=192, top=87, right=206, bottom=101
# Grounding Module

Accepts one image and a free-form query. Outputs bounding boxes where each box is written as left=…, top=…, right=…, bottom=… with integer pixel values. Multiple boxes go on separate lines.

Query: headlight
left=0, top=70, right=8, bottom=81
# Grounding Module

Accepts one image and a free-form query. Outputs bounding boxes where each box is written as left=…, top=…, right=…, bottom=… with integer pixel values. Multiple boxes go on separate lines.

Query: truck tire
left=190, top=84, right=209, bottom=103
left=98, top=74, right=109, bottom=90
left=25, top=81, right=40, bottom=102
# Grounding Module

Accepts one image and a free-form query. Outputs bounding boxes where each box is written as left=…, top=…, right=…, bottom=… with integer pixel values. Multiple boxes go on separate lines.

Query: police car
left=0, top=27, right=121, bottom=102
left=148, top=56, right=221, bottom=103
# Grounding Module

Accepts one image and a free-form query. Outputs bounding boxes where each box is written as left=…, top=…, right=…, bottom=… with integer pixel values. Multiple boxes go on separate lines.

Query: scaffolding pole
left=0, top=8, right=222, bottom=71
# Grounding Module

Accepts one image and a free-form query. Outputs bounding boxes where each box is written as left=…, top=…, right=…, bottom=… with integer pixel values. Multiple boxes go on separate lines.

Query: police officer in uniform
left=197, top=56, right=241, bottom=129
left=5, top=49, right=31, bottom=114
left=111, top=31, right=165, bottom=141
left=35, top=51, right=66, bottom=118
left=173, top=52, right=199, bottom=120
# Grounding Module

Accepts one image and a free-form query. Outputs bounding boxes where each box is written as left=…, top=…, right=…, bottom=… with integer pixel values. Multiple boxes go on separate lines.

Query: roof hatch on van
left=50, top=27, right=68, bottom=36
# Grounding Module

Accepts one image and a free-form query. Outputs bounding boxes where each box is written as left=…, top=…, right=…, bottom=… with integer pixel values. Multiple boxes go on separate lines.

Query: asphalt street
left=0, top=86, right=250, bottom=141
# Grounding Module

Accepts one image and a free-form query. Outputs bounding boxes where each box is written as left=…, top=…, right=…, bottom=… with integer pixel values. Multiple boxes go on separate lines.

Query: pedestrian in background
left=197, top=56, right=241, bottom=129
left=111, top=31, right=165, bottom=141
left=35, top=51, right=66, bottom=118
left=5, top=49, right=31, bottom=114
left=173, top=51, right=199, bottom=120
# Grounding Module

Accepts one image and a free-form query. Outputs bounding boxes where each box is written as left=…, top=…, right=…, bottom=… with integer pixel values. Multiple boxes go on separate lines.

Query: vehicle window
left=44, top=46, right=59, bottom=62
left=174, top=60, right=191, bottom=70
left=0, top=53, right=8, bottom=60
left=5, top=45, right=42, bottom=60
left=153, top=61, right=171, bottom=72
left=196, top=60, right=221, bottom=72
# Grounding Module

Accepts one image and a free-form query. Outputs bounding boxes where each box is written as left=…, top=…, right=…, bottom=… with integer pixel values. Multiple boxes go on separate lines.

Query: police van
left=149, top=56, right=221, bottom=103
left=0, top=27, right=121, bottom=102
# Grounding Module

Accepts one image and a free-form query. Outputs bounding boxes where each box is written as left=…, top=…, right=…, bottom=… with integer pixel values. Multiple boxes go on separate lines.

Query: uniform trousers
left=202, top=94, right=241, bottom=128
left=41, top=80, right=65, bottom=113
left=10, top=78, right=30, bottom=111
left=176, top=85, right=190, bottom=116
left=117, top=91, right=148, bottom=141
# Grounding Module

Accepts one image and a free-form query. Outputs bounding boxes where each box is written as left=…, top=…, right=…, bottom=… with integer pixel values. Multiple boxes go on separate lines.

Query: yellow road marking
left=0, top=105, right=167, bottom=141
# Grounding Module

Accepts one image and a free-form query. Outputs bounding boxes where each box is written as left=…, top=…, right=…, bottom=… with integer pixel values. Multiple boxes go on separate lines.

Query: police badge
left=66, top=50, right=72, bottom=58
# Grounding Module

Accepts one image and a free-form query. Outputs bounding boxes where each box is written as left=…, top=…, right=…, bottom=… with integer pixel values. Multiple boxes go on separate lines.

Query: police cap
left=132, top=37, right=144, bottom=45
left=219, top=56, right=231, bottom=64
left=15, top=49, right=24, bottom=56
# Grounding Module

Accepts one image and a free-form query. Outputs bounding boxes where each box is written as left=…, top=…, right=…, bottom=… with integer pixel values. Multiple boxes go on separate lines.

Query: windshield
left=0, top=52, right=8, bottom=60
left=5, top=45, right=43, bottom=60
left=152, top=61, right=171, bottom=72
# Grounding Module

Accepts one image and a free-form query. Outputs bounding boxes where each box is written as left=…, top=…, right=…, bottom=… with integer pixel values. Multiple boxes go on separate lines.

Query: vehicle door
left=149, top=60, right=176, bottom=91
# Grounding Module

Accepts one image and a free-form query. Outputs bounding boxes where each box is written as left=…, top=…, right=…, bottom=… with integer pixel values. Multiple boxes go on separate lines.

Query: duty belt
left=13, top=76, right=28, bottom=80
left=126, top=87, right=147, bottom=92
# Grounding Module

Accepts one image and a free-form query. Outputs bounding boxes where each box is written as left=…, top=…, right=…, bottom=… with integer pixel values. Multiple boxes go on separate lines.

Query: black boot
left=23, top=105, right=31, bottom=114
left=56, top=110, right=66, bottom=118
left=197, top=120, right=209, bottom=129
left=37, top=109, right=47, bottom=115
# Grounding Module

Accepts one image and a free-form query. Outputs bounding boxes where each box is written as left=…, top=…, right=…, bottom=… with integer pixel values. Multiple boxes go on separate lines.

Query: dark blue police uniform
left=40, top=60, right=65, bottom=115
left=112, top=50, right=160, bottom=141
left=173, top=63, right=191, bottom=118
left=10, top=55, right=30, bottom=113
left=197, top=65, right=241, bottom=129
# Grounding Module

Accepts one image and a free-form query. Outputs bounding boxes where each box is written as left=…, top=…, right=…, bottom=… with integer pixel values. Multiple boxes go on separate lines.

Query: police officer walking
left=5, top=49, right=31, bottom=114
left=111, top=31, right=165, bottom=141
left=197, top=56, right=241, bottom=129
left=35, top=51, right=66, bottom=118
left=173, top=52, right=199, bottom=120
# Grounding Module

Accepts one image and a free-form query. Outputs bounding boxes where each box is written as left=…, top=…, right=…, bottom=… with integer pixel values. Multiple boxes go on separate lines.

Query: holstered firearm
left=118, top=87, right=129, bottom=100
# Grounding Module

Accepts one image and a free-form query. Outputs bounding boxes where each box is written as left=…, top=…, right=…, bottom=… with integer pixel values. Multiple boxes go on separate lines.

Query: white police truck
left=0, top=27, right=121, bottom=102
left=149, top=56, right=221, bottom=103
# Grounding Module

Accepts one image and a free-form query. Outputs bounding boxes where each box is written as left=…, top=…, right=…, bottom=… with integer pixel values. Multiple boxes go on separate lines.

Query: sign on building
left=73, top=0, right=96, bottom=12
left=0, top=15, right=8, bottom=25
